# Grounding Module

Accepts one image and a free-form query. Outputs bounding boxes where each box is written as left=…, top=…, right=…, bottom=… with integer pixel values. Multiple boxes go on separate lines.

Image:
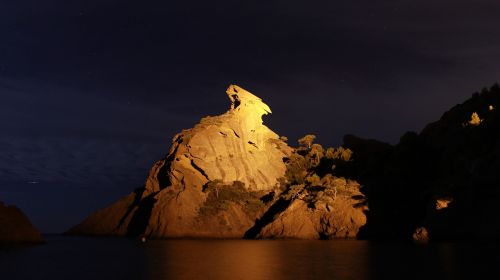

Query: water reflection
left=2, top=236, right=500, bottom=280
left=143, top=240, right=370, bottom=280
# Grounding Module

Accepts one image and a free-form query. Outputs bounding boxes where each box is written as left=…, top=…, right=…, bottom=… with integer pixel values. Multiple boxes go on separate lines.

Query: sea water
left=1, top=235, right=499, bottom=280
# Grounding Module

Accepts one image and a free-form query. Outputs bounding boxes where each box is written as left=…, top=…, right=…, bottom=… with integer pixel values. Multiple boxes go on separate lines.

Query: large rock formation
left=69, top=85, right=367, bottom=239
left=69, top=85, right=292, bottom=238
left=0, top=202, right=44, bottom=244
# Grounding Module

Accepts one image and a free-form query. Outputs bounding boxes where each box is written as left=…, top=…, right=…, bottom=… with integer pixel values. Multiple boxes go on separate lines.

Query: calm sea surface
left=1, top=235, right=499, bottom=280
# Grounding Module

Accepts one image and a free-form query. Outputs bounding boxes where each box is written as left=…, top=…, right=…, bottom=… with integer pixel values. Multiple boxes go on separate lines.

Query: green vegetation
left=279, top=134, right=361, bottom=209
left=298, top=134, right=316, bottom=149
left=199, top=134, right=362, bottom=215
left=199, top=180, right=267, bottom=216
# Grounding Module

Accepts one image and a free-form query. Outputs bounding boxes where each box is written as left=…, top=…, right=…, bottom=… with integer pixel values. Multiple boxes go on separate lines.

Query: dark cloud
left=0, top=137, right=161, bottom=185
left=0, top=134, right=166, bottom=233
left=1, top=0, right=499, bottom=232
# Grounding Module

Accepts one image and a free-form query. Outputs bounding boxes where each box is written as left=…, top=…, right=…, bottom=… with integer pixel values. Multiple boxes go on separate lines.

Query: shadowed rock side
left=0, top=202, right=44, bottom=244
left=342, top=83, right=500, bottom=241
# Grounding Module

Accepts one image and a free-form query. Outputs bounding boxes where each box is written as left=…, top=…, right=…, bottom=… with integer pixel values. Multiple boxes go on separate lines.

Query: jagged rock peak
left=227, top=84, right=271, bottom=114
left=204, top=84, right=274, bottom=145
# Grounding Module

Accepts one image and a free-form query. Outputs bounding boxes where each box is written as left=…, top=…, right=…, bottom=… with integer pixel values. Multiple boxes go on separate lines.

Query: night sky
left=1, top=0, right=500, bottom=233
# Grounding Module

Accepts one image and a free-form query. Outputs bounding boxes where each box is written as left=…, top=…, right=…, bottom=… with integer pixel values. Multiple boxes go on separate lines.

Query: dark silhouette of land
left=0, top=202, right=44, bottom=244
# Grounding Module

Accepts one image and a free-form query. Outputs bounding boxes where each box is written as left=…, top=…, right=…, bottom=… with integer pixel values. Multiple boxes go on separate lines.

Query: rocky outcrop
left=68, top=85, right=294, bottom=238
left=68, top=84, right=374, bottom=239
left=434, top=198, right=453, bottom=210
left=70, top=85, right=368, bottom=239
left=0, top=202, right=44, bottom=244
left=256, top=179, right=367, bottom=239
left=412, top=227, right=429, bottom=244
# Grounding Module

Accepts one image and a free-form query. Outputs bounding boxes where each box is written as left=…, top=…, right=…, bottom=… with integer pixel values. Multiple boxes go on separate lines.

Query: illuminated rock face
left=256, top=185, right=367, bottom=239
left=69, top=85, right=292, bottom=238
left=165, top=84, right=291, bottom=191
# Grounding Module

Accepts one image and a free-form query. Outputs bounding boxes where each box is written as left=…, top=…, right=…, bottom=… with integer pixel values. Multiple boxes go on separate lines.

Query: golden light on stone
left=435, top=198, right=453, bottom=210
left=69, top=85, right=294, bottom=238
left=468, top=112, right=482, bottom=126
left=70, top=85, right=368, bottom=239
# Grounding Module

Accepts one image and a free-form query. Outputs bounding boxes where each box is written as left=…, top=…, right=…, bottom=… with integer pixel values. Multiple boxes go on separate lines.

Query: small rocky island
left=0, top=202, right=44, bottom=244
left=68, top=85, right=367, bottom=239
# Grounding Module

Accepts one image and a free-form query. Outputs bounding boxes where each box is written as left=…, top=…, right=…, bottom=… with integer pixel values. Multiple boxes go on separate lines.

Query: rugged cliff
left=0, top=202, right=44, bottom=244
left=68, top=85, right=366, bottom=239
